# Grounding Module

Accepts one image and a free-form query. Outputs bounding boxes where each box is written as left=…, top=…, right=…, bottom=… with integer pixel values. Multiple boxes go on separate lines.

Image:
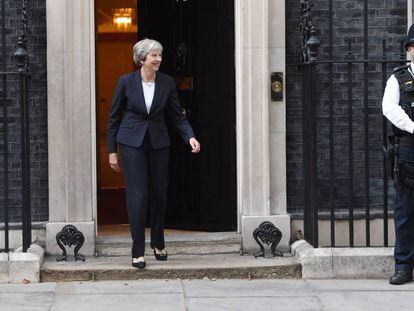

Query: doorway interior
left=95, top=0, right=236, bottom=235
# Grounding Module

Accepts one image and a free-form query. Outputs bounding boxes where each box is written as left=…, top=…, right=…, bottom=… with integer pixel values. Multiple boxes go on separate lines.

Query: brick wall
left=286, top=0, right=407, bottom=216
left=0, top=0, right=408, bottom=223
left=0, top=0, right=48, bottom=222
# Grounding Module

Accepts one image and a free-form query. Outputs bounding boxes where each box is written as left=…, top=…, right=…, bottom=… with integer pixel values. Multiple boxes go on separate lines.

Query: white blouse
left=142, top=81, right=155, bottom=113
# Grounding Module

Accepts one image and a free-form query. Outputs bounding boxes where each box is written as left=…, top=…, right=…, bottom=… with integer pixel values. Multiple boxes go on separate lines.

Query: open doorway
left=95, top=0, right=236, bottom=235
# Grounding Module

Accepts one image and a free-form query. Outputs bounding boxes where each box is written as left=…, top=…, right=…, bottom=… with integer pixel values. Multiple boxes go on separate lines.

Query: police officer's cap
left=405, top=24, right=414, bottom=50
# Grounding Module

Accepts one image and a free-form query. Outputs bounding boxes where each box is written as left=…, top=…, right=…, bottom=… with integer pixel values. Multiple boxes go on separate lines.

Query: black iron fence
left=297, top=0, right=408, bottom=247
left=1, top=0, right=32, bottom=252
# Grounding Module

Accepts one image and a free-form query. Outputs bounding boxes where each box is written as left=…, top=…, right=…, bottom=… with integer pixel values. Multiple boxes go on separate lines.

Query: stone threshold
left=96, top=231, right=241, bottom=243
left=95, top=232, right=242, bottom=257
left=40, top=253, right=301, bottom=282
left=291, top=240, right=394, bottom=279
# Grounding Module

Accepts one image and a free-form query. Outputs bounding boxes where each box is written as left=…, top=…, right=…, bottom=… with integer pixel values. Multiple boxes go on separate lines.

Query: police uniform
left=382, top=25, right=414, bottom=284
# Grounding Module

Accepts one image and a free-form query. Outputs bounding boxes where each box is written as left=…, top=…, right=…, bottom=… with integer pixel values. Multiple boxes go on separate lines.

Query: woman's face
left=142, top=50, right=162, bottom=71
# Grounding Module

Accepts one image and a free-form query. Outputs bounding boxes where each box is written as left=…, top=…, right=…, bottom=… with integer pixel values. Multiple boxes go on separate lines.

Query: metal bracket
left=253, top=221, right=283, bottom=258
left=56, top=225, right=85, bottom=262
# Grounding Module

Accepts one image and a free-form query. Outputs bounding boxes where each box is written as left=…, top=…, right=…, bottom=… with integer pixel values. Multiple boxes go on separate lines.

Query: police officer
left=382, top=24, right=414, bottom=285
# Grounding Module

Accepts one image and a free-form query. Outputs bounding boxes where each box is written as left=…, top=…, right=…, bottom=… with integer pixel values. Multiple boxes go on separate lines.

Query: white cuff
left=407, top=122, right=414, bottom=135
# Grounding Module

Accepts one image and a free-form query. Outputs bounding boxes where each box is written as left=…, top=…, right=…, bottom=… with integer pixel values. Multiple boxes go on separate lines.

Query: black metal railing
left=1, top=0, right=32, bottom=252
left=296, top=0, right=407, bottom=247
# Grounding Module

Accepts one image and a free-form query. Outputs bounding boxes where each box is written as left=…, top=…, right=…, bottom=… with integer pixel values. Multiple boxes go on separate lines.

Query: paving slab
left=182, top=279, right=313, bottom=297
left=307, top=279, right=414, bottom=291
left=0, top=279, right=414, bottom=310
left=316, top=291, right=414, bottom=311
left=55, top=279, right=182, bottom=295
left=0, top=292, right=54, bottom=311
left=51, top=293, right=185, bottom=311
left=185, top=297, right=321, bottom=311
left=0, top=282, right=57, bottom=292
left=41, top=253, right=301, bottom=282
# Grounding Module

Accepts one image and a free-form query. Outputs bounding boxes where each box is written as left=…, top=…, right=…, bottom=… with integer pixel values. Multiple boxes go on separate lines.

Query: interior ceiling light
left=112, top=8, right=135, bottom=31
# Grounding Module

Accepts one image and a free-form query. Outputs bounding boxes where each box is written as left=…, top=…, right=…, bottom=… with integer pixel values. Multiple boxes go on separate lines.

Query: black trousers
left=119, top=134, right=169, bottom=258
left=394, top=146, right=414, bottom=272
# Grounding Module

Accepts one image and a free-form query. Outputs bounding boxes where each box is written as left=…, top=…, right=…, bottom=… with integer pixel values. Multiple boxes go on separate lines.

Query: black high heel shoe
left=132, top=257, right=146, bottom=269
left=153, top=248, right=168, bottom=261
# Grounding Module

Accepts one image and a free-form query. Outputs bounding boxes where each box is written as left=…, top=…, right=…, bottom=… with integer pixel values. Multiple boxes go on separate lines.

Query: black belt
left=399, top=136, right=414, bottom=147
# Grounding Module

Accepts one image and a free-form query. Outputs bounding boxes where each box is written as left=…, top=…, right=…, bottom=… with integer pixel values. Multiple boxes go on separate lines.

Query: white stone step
left=95, top=232, right=242, bottom=257
left=40, top=253, right=301, bottom=282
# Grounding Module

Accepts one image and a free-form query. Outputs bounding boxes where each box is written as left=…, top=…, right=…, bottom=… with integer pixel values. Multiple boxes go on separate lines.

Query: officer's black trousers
left=394, top=146, right=414, bottom=272
left=119, top=135, right=169, bottom=258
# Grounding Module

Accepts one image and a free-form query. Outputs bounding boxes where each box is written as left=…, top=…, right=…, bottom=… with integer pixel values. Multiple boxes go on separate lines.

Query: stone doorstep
left=291, top=240, right=394, bottom=279
left=95, top=233, right=242, bottom=256
left=97, top=243, right=242, bottom=257
left=95, top=231, right=242, bottom=245
left=40, top=253, right=301, bottom=282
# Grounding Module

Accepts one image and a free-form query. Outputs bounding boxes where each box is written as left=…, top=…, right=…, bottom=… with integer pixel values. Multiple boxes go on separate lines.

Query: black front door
left=138, top=0, right=236, bottom=231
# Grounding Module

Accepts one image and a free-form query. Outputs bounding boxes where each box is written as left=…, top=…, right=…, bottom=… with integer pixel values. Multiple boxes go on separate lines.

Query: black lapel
left=134, top=70, right=149, bottom=115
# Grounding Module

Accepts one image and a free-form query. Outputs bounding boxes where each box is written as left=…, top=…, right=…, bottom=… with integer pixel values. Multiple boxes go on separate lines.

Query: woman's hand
left=189, top=138, right=201, bottom=153
left=109, top=153, right=122, bottom=173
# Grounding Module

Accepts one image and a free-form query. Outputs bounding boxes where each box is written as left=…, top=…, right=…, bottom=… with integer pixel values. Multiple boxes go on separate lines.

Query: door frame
left=92, top=0, right=241, bottom=234
left=46, top=0, right=289, bottom=255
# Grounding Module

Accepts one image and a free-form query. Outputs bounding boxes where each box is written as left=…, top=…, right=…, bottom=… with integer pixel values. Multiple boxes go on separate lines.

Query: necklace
left=140, top=68, right=155, bottom=86
left=142, top=80, right=155, bottom=87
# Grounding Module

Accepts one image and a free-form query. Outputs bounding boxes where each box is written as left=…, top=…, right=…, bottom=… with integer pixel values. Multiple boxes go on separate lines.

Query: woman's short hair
left=133, top=38, right=163, bottom=66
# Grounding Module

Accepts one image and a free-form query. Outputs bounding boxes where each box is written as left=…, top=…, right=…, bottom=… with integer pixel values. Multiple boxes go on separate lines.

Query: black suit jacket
left=107, top=70, right=196, bottom=153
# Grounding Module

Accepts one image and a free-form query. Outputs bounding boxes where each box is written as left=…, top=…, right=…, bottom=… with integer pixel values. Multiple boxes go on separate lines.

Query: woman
left=107, top=38, right=201, bottom=269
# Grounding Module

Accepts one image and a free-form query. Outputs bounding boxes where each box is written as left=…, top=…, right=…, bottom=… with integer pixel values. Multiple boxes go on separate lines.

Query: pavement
left=1, top=279, right=414, bottom=311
